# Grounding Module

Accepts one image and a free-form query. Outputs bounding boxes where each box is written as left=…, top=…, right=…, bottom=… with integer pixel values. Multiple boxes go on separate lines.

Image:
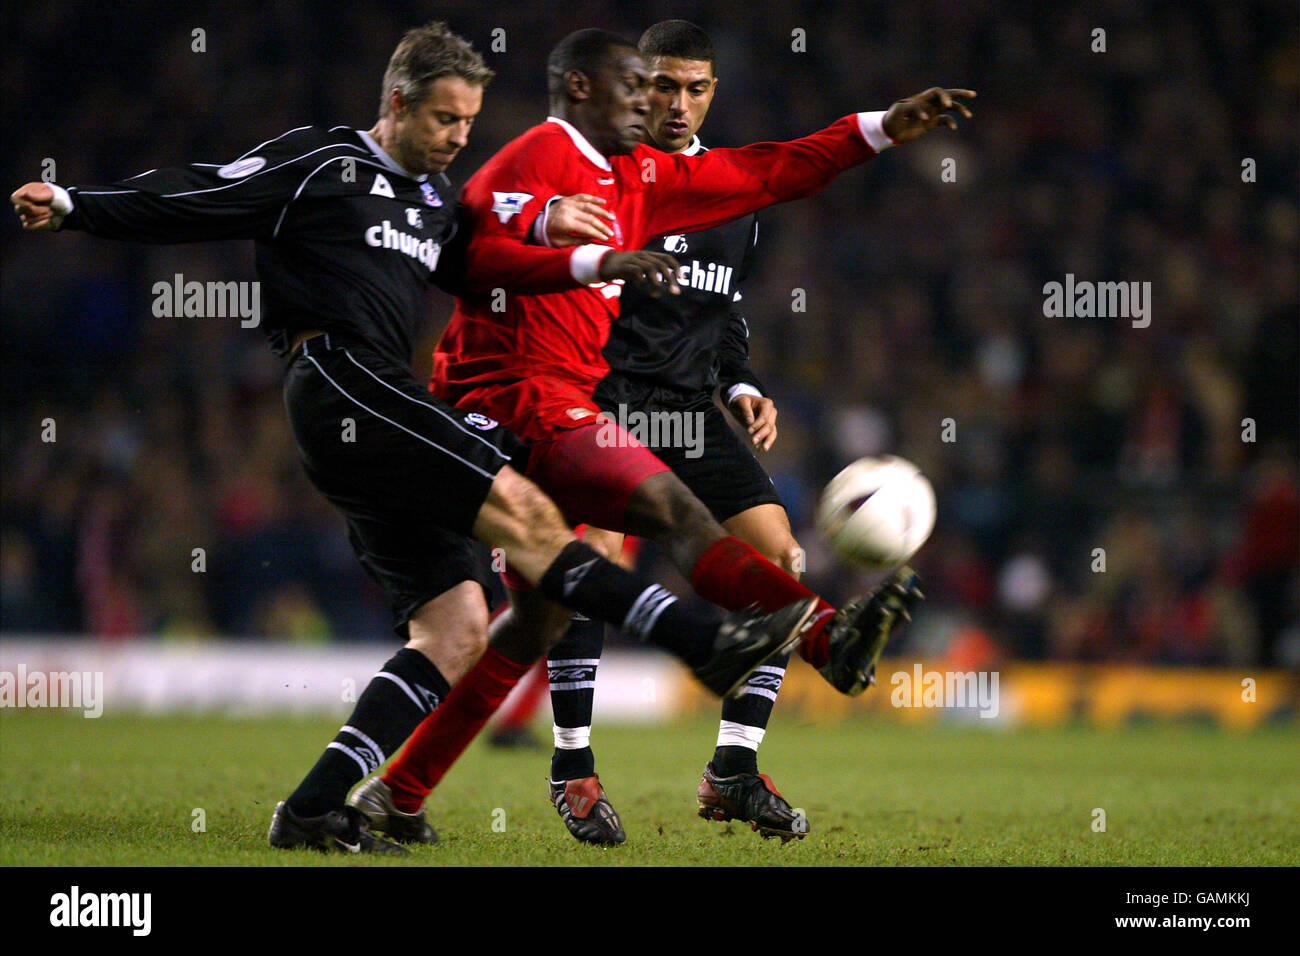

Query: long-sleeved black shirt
left=59, top=124, right=470, bottom=368
left=594, top=138, right=767, bottom=410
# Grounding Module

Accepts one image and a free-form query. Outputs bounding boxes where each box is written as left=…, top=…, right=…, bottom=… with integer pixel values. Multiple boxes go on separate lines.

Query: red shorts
left=497, top=422, right=669, bottom=592
left=526, top=420, right=670, bottom=530
left=444, top=378, right=671, bottom=527
left=451, top=377, right=605, bottom=445
left=442, top=379, right=669, bottom=590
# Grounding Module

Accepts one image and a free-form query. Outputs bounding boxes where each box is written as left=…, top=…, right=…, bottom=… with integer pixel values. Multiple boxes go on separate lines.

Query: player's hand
left=11, top=182, right=61, bottom=230
left=546, top=194, right=616, bottom=247
left=599, top=251, right=681, bottom=296
left=882, top=88, right=975, bottom=143
left=730, top=394, right=778, bottom=451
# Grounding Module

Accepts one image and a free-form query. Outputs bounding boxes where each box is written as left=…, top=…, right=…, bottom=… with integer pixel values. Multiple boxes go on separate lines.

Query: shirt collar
left=546, top=116, right=613, bottom=171
left=680, top=135, right=704, bottom=156
left=356, top=129, right=428, bottom=182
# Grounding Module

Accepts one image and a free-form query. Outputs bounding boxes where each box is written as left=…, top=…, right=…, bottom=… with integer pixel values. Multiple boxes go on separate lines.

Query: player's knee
left=630, top=472, right=715, bottom=539
left=409, top=618, right=487, bottom=661
left=405, top=583, right=490, bottom=680
left=581, top=526, right=625, bottom=561
left=771, top=537, right=805, bottom=577
left=488, top=467, right=569, bottom=548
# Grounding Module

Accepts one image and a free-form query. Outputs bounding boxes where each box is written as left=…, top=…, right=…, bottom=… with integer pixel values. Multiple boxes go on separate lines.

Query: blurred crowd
left=3, top=0, right=1296, bottom=666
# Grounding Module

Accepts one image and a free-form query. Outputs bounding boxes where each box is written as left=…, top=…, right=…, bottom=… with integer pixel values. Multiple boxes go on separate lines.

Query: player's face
left=586, top=47, right=652, bottom=156
left=398, top=76, right=483, bottom=175
left=645, top=57, right=717, bottom=152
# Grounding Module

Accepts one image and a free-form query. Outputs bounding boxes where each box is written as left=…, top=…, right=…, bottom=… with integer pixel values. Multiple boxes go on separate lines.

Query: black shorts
left=282, top=332, right=524, bottom=637
left=599, top=381, right=783, bottom=524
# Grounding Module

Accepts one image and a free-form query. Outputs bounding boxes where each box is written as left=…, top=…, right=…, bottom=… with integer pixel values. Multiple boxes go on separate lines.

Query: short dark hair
left=638, top=20, right=715, bottom=65
left=547, top=28, right=638, bottom=101
left=380, top=21, right=494, bottom=117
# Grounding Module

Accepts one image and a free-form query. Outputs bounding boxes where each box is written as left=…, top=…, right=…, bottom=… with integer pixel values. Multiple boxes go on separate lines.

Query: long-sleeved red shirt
left=433, top=113, right=887, bottom=441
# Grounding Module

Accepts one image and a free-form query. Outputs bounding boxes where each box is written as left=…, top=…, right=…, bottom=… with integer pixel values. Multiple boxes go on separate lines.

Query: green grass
left=2, top=711, right=1297, bottom=866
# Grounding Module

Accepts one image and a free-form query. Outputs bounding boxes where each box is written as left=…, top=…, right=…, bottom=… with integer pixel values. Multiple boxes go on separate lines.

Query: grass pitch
left=2, top=711, right=1297, bottom=866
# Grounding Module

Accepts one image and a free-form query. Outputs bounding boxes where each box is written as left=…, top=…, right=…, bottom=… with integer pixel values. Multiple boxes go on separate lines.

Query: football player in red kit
left=350, top=28, right=970, bottom=843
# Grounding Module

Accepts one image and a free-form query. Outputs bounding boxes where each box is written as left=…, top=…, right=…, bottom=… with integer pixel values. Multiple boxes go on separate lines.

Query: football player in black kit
left=531, top=20, right=830, bottom=844
left=9, top=20, right=825, bottom=854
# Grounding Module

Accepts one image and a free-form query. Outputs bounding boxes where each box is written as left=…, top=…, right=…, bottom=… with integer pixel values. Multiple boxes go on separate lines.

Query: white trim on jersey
left=856, top=111, right=896, bottom=152
left=78, top=143, right=372, bottom=204
left=235, top=125, right=314, bottom=161
left=356, top=129, right=429, bottom=182
left=271, top=155, right=398, bottom=238
left=304, top=354, right=499, bottom=480
left=161, top=142, right=369, bottom=198
left=340, top=351, right=512, bottom=459
left=545, top=116, right=613, bottom=171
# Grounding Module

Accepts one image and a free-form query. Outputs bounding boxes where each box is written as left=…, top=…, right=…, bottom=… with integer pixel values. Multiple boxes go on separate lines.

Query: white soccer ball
left=817, top=456, right=936, bottom=570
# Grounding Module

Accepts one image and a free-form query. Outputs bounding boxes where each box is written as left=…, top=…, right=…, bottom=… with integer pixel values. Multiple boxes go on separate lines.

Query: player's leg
left=278, top=335, right=812, bottom=846
left=641, top=398, right=808, bottom=837
left=698, top=503, right=809, bottom=839
left=528, top=420, right=922, bottom=696
left=514, top=526, right=625, bottom=843
left=358, top=465, right=817, bottom=839
left=277, top=570, right=486, bottom=851
left=270, top=333, right=513, bottom=854
left=487, top=659, right=548, bottom=748
left=713, top=502, right=801, bottom=774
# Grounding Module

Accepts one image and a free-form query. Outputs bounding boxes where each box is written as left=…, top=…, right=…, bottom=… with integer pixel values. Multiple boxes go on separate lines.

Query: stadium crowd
left=3, top=0, right=1296, bottom=666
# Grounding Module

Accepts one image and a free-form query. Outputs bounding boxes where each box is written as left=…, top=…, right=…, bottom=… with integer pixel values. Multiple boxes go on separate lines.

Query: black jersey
left=58, top=125, right=468, bottom=368
left=593, top=139, right=766, bottom=410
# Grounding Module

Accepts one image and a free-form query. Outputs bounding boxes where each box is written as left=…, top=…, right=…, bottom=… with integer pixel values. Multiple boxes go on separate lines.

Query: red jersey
left=433, top=113, right=884, bottom=442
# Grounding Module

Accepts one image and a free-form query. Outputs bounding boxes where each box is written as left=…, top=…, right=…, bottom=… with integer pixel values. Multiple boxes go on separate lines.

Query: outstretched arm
left=10, top=148, right=310, bottom=243
left=645, top=88, right=975, bottom=238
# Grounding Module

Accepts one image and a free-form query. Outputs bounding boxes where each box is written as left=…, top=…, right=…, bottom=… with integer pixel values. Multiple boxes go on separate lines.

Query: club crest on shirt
left=492, top=191, right=534, bottom=223
left=464, top=412, right=498, bottom=430
left=420, top=181, right=443, bottom=207
left=663, top=234, right=688, bottom=253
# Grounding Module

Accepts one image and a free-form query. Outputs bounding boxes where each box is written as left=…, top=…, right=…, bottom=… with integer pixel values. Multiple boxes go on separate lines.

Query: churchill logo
left=675, top=260, right=734, bottom=297
left=364, top=220, right=441, bottom=272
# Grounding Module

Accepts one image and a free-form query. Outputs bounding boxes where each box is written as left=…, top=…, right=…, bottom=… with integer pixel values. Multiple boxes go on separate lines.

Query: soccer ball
left=817, top=456, right=936, bottom=570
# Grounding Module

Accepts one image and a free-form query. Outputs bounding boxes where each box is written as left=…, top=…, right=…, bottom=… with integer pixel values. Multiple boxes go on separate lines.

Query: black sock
left=713, top=745, right=759, bottom=777
left=548, top=612, right=604, bottom=780
left=286, top=648, right=450, bottom=817
left=538, top=542, right=717, bottom=667
left=713, top=651, right=789, bottom=776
